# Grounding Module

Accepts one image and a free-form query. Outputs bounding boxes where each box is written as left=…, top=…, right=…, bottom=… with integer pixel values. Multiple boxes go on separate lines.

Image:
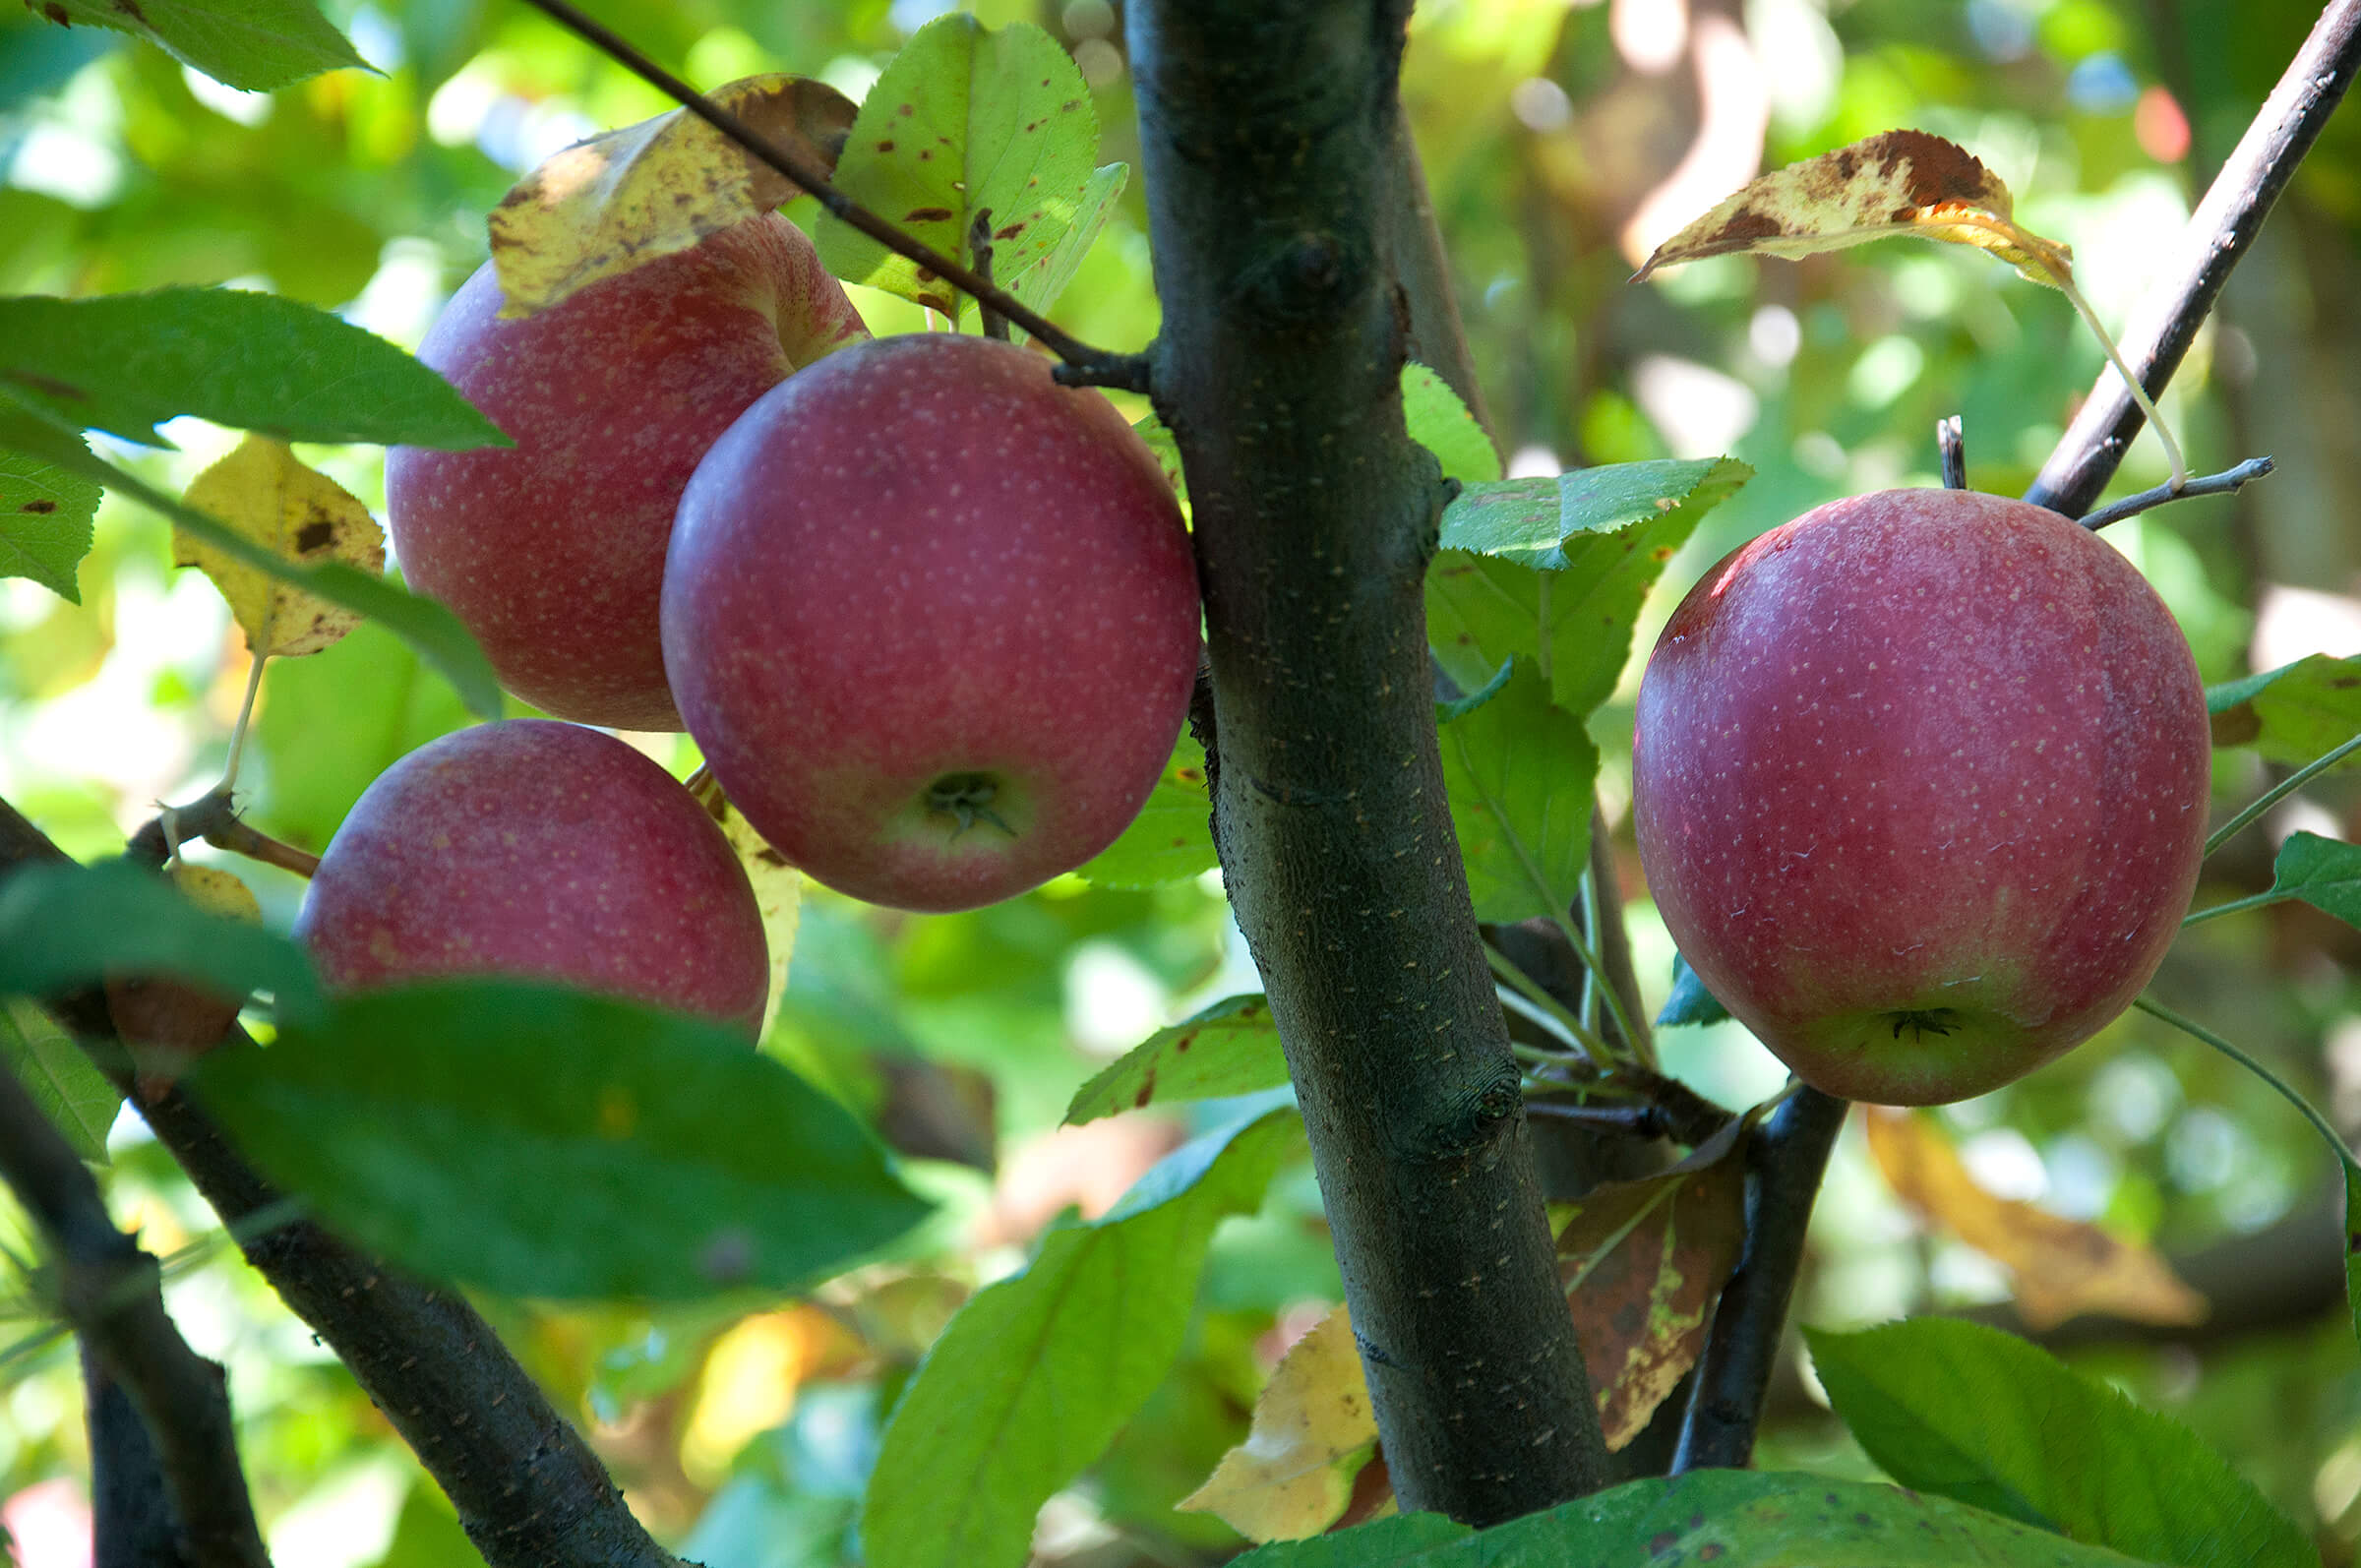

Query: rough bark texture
left=1128, top=2, right=1607, bottom=1524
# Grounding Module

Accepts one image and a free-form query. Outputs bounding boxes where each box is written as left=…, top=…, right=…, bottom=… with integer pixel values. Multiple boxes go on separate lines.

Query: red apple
left=295, top=720, right=768, bottom=1035
left=386, top=214, right=869, bottom=731
left=661, top=332, right=1200, bottom=913
left=1631, top=489, right=2210, bottom=1105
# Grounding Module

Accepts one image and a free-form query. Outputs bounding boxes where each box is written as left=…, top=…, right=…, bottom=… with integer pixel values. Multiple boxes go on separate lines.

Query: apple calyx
left=926, top=773, right=1018, bottom=839
left=1884, top=1008, right=1962, bottom=1042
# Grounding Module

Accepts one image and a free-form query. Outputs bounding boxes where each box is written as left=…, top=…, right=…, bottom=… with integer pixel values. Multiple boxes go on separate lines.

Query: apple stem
left=2134, top=994, right=2361, bottom=1171
left=2053, top=272, right=2187, bottom=493
left=969, top=211, right=1011, bottom=343
left=1937, top=415, right=1966, bottom=490
left=513, top=0, right=1148, bottom=393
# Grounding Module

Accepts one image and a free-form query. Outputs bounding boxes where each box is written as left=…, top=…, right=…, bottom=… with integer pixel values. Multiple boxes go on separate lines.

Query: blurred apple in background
left=662, top=332, right=1201, bottom=913
left=1632, top=488, right=2211, bottom=1105
left=387, top=213, right=869, bottom=731
left=296, top=720, right=768, bottom=1036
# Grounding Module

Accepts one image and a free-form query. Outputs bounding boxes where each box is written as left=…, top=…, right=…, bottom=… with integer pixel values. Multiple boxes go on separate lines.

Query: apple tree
left=4, top=1, right=2361, bottom=1566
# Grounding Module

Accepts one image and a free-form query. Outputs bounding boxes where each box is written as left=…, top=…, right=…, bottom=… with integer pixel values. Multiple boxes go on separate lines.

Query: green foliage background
left=6, top=0, right=2361, bottom=1564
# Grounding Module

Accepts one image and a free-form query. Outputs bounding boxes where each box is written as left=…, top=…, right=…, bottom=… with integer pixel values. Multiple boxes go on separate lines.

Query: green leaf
left=1657, top=952, right=1730, bottom=1028
left=0, top=448, right=99, bottom=603
left=194, top=981, right=932, bottom=1299
left=0, top=859, right=324, bottom=1024
left=30, top=0, right=366, bottom=91
left=1236, top=1470, right=2164, bottom=1566
left=249, top=619, right=478, bottom=854
left=2267, top=831, right=2361, bottom=928
left=0, top=390, right=502, bottom=718
left=1437, top=658, right=1596, bottom=925
left=1806, top=1318, right=2313, bottom=1568
left=1064, top=994, right=1288, bottom=1124
left=863, top=1103, right=1302, bottom=1568
left=2207, top=653, right=2361, bottom=770
left=0, top=290, right=507, bottom=450
left=1132, top=410, right=1186, bottom=503
left=0, top=998, right=121, bottom=1163
left=1075, top=729, right=1217, bottom=889
left=1401, top=364, right=1500, bottom=484
left=817, top=15, right=1099, bottom=316
left=999, top=161, right=1128, bottom=322
left=1427, top=457, right=1748, bottom=719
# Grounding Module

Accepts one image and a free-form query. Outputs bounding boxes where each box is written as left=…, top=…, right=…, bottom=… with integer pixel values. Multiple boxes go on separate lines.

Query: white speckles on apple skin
left=296, top=720, right=769, bottom=1036
left=386, top=213, right=868, bottom=731
left=1632, top=489, right=2211, bottom=1105
left=663, top=332, right=1200, bottom=913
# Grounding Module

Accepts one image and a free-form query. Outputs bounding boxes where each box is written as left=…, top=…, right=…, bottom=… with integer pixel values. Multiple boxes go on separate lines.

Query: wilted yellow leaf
left=693, top=776, right=802, bottom=1033
left=1865, top=1106, right=2207, bottom=1331
left=1554, top=1116, right=1747, bottom=1449
left=1633, top=129, right=2075, bottom=289
left=1179, top=1304, right=1376, bottom=1542
left=176, top=437, right=384, bottom=658
left=490, top=74, right=856, bottom=319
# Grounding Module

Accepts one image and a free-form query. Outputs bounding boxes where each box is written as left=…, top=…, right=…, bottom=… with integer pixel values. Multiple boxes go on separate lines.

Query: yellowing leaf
left=1865, top=1107, right=2208, bottom=1332
left=1633, top=129, right=2075, bottom=289
left=1554, top=1116, right=1747, bottom=1449
left=176, top=437, right=384, bottom=658
left=694, top=775, right=802, bottom=1034
left=167, top=863, right=261, bottom=923
left=1179, top=1303, right=1376, bottom=1541
left=490, top=74, right=856, bottom=319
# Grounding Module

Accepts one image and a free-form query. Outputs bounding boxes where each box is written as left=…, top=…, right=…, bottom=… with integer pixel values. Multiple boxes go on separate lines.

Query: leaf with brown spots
left=489, top=74, right=856, bottom=319
left=0, top=446, right=100, bottom=604
left=815, top=14, right=1102, bottom=315
left=1179, top=1303, right=1378, bottom=1541
left=1555, top=1115, right=1747, bottom=1448
left=175, top=436, right=384, bottom=658
left=1063, top=993, right=1286, bottom=1125
left=1634, top=130, right=2075, bottom=288
left=1866, top=1107, right=2205, bottom=1331
left=690, top=774, right=803, bottom=1035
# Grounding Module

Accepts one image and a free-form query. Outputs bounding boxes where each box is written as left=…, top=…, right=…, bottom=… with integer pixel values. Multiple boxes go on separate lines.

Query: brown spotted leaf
left=1555, top=1115, right=1748, bottom=1449
left=489, top=74, right=856, bottom=319
left=814, top=14, right=1099, bottom=315
left=1178, top=1303, right=1377, bottom=1541
left=691, top=774, right=802, bottom=1035
left=1634, top=129, right=2075, bottom=289
left=176, top=437, right=384, bottom=657
left=1866, top=1107, right=2207, bottom=1331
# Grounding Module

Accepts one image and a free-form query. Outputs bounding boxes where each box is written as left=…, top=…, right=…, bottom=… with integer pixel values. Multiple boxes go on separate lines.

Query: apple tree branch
left=1127, top=0, right=1609, bottom=1523
left=0, top=798, right=689, bottom=1568
left=511, top=0, right=1148, bottom=392
left=2026, top=0, right=2361, bottom=516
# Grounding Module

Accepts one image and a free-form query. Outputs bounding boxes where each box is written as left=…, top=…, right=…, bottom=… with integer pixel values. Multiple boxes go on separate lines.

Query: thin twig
left=2026, top=0, right=2361, bottom=515
left=2206, top=730, right=2361, bottom=857
left=0, top=1058, right=271, bottom=1567
left=2080, top=455, right=2275, bottom=531
left=1938, top=416, right=1965, bottom=491
left=512, top=0, right=1148, bottom=392
left=1671, top=1084, right=1847, bottom=1472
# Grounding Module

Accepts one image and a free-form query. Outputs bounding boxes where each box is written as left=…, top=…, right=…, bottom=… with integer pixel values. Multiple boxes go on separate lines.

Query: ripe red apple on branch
left=296, top=720, right=769, bottom=1035
left=387, top=213, right=869, bottom=731
left=1631, top=489, right=2211, bottom=1106
left=661, top=332, right=1200, bottom=913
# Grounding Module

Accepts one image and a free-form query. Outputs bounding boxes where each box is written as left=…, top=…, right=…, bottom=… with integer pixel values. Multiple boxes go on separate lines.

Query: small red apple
left=387, top=213, right=869, bottom=731
left=295, top=720, right=767, bottom=1035
left=661, top=332, right=1200, bottom=913
left=1632, top=489, right=2210, bottom=1105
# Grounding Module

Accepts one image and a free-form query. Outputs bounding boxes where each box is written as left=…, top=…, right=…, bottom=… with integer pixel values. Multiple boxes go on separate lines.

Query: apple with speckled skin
left=1631, top=489, right=2210, bottom=1105
left=661, top=332, right=1200, bottom=913
left=387, top=213, right=869, bottom=731
left=295, top=720, right=768, bottom=1036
